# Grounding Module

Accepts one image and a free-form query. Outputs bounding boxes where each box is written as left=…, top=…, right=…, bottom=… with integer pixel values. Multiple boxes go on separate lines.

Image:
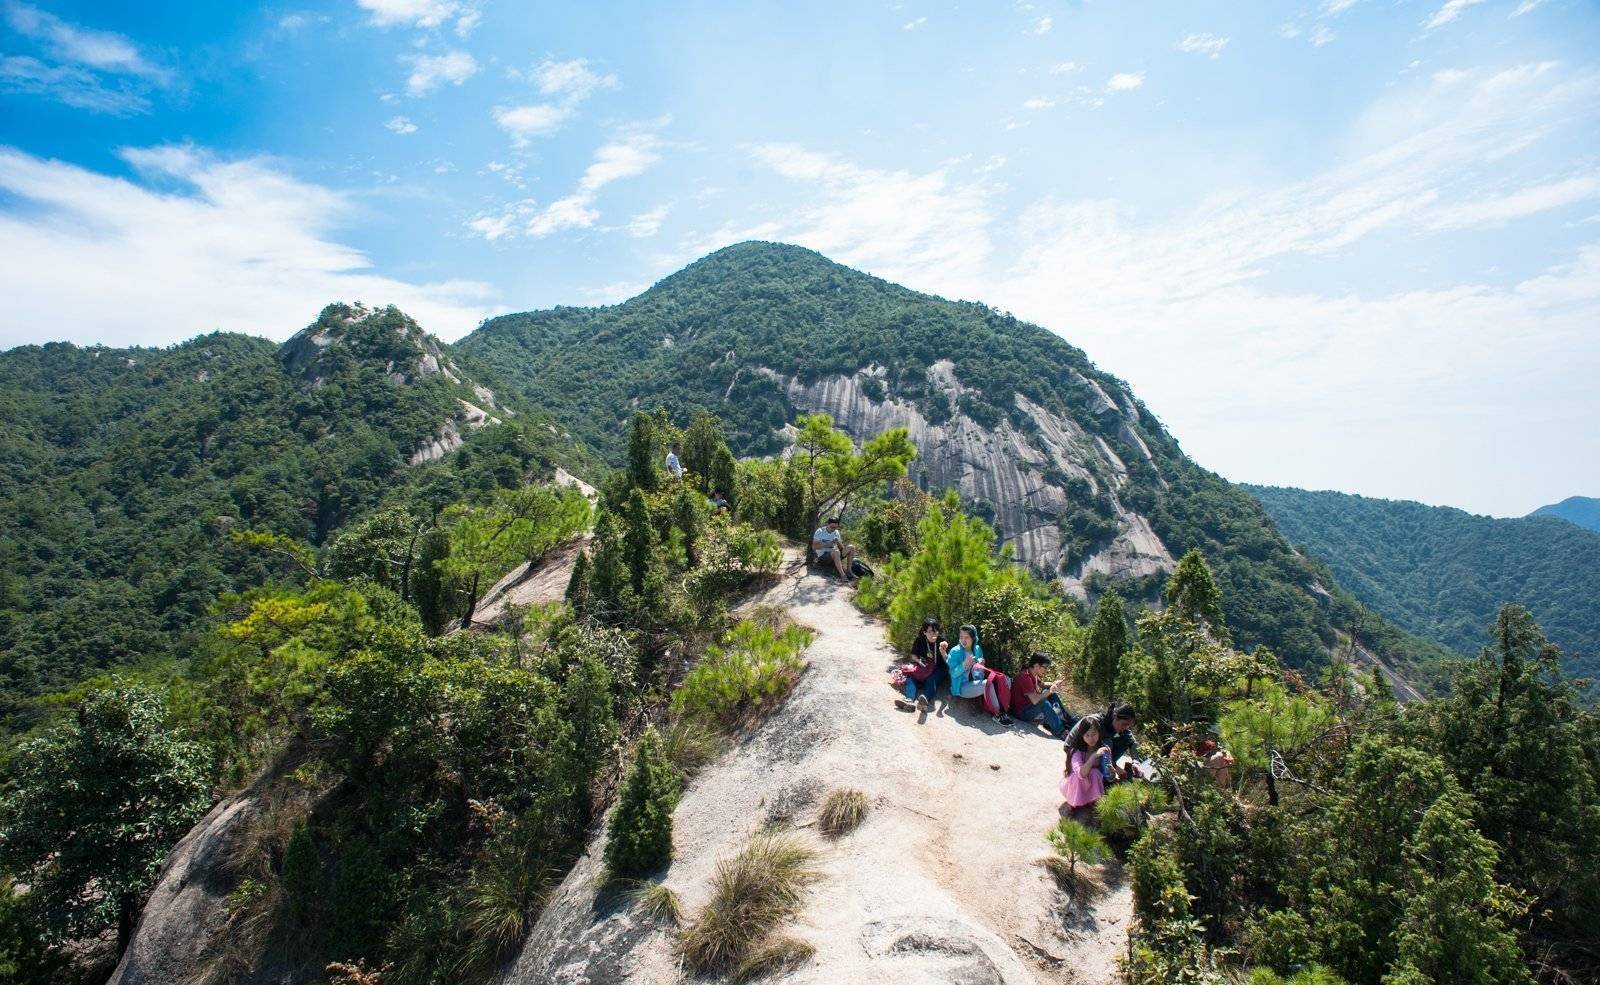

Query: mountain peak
left=1531, top=495, right=1600, bottom=534
left=279, top=303, right=458, bottom=387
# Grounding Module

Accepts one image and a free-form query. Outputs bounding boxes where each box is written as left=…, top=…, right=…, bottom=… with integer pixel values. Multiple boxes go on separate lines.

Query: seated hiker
left=1063, top=704, right=1143, bottom=782
left=1060, top=718, right=1110, bottom=810
left=665, top=442, right=685, bottom=479
left=708, top=489, right=729, bottom=511
left=1010, top=652, right=1071, bottom=736
left=894, top=616, right=944, bottom=712
left=1194, top=737, right=1234, bottom=789
left=944, top=624, right=1013, bottom=725
left=811, top=516, right=858, bottom=581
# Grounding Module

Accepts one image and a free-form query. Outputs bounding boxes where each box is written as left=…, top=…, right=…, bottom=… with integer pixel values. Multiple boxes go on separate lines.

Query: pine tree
left=626, top=412, right=659, bottom=493
left=681, top=411, right=723, bottom=484
left=565, top=549, right=593, bottom=619
left=604, top=727, right=679, bottom=878
left=587, top=511, right=628, bottom=622
left=710, top=445, right=738, bottom=510
left=1383, top=792, right=1532, bottom=985
left=623, top=489, right=654, bottom=595
left=1083, top=588, right=1128, bottom=698
left=673, top=487, right=701, bottom=567
left=1165, top=549, right=1229, bottom=644
left=412, top=525, right=453, bottom=635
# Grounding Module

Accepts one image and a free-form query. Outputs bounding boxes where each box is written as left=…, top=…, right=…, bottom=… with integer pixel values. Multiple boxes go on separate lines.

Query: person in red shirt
left=1010, top=652, right=1070, bottom=736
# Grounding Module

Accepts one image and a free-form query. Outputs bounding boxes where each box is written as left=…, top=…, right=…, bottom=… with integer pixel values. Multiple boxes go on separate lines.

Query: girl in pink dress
left=1060, top=722, right=1109, bottom=810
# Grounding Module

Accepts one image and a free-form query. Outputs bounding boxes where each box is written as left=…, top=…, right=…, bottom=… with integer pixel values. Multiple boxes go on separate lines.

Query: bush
left=1095, top=781, right=1170, bottom=842
left=630, top=881, right=683, bottom=925
left=459, top=821, right=558, bottom=971
left=817, top=788, right=869, bottom=838
left=679, top=829, right=819, bottom=976
left=604, top=728, right=680, bottom=879
left=280, top=821, right=321, bottom=923
left=671, top=621, right=813, bottom=730
left=1047, top=818, right=1110, bottom=878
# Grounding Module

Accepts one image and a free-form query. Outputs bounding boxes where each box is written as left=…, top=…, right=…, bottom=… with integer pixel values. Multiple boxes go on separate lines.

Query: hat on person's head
left=1028, top=652, right=1051, bottom=667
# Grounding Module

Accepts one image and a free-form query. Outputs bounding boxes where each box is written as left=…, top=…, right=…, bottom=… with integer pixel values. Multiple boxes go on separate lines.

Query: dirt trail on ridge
left=502, top=548, right=1131, bottom=984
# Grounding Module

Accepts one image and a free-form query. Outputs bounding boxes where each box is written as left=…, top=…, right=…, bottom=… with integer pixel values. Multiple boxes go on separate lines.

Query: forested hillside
left=1531, top=495, right=1600, bottom=533
left=0, top=303, right=595, bottom=734
left=459, top=241, right=1450, bottom=683
left=1249, top=485, right=1600, bottom=687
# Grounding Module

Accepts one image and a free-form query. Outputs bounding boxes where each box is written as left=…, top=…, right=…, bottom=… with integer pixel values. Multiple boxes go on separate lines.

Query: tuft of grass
left=659, top=715, right=721, bottom=780
left=817, top=788, right=870, bottom=838
left=629, top=880, right=684, bottom=926
left=678, top=829, right=820, bottom=976
left=734, top=933, right=816, bottom=982
left=457, top=827, right=556, bottom=970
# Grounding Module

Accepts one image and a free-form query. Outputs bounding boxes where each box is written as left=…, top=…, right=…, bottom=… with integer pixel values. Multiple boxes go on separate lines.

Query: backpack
left=851, top=556, right=875, bottom=578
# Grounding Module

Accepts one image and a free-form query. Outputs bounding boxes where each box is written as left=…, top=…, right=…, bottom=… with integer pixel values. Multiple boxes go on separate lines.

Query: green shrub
left=817, top=788, right=869, bottom=838
left=604, top=728, right=680, bottom=879
left=458, top=822, right=558, bottom=972
left=679, top=829, right=819, bottom=976
left=1047, top=818, right=1110, bottom=878
left=280, top=821, right=321, bottom=923
left=326, top=837, right=393, bottom=959
left=1095, top=781, right=1170, bottom=842
left=670, top=621, right=813, bottom=730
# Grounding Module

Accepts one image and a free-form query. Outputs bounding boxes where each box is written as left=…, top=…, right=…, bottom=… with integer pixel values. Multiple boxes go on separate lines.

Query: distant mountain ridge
left=1532, top=495, right=1600, bottom=533
left=458, top=240, right=1450, bottom=684
left=1249, top=484, right=1600, bottom=688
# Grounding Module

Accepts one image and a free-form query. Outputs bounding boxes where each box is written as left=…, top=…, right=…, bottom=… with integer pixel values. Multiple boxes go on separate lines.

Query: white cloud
left=0, top=54, right=146, bottom=113
left=0, top=144, right=499, bottom=347
left=405, top=50, right=477, bottom=96
left=1022, top=96, right=1055, bottom=110
left=1033, top=16, right=1052, bottom=35
left=3, top=1, right=168, bottom=82
left=453, top=7, right=480, bottom=36
left=1322, top=0, right=1359, bottom=14
left=534, top=57, right=618, bottom=99
left=278, top=13, right=309, bottom=30
left=902, top=16, right=926, bottom=30
left=627, top=204, right=671, bottom=238
left=1279, top=24, right=1302, bottom=39
left=385, top=115, right=418, bottom=134
left=1428, top=174, right=1600, bottom=230
left=1176, top=33, right=1229, bottom=59
left=470, top=130, right=664, bottom=240
left=1310, top=25, right=1337, bottom=46
left=1049, top=61, right=1080, bottom=74
left=1424, top=0, right=1486, bottom=29
left=356, top=0, right=457, bottom=28
left=1511, top=0, right=1546, bottom=14
left=492, top=103, right=572, bottom=145
left=1105, top=72, right=1144, bottom=93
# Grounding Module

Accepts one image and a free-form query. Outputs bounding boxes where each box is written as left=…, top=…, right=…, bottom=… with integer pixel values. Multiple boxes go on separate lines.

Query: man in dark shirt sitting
left=1063, top=704, right=1142, bottom=781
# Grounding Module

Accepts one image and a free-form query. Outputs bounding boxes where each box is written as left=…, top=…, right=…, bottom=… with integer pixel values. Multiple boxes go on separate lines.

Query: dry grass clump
left=659, top=715, right=721, bottom=780
left=678, top=829, right=819, bottom=976
left=734, top=933, right=817, bottom=982
left=817, top=788, right=870, bottom=838
left=629, top=880, right=684, bottom=926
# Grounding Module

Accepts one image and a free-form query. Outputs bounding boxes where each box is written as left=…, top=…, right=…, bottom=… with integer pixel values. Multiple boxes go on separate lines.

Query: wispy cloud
left=1050, top=61, right=1080, bottom=74
left=3, top=1, right=168, bottom=81
left=1424, top=0, right=1486, bottom=29
left=0, top=54, right=146, bottom=113
left=471, top=128, right=664, bottom=240
left=385, top=115, right=418, bottom=135
left=1032, top=16, right=1052, bottom=35
left=405, top=50, right=477, bottom=97
left=1176, top=33, right=1229, bottom=59
left=902, top=16, right=926, bottom=31
left=1511, top=0, right=1546, bottom=14
left=1310, top=25, right=1337, bottom=46
left=533, top=57, right=618, bottom=99
left=627, top=204, right=670, bottom=238
left=492, top=103, right=571, bottom=145
left=1428, top=173, right=1600, bottom=230
left=1105, top=72, right=1144, bottom=93
left=1322, top=0, right=1360, bottom=14
left=0, top=144, right=499, bottom=346
left=0, top=2, right=170, bottom=112
left=1022, top=96, right=1055, bottom=110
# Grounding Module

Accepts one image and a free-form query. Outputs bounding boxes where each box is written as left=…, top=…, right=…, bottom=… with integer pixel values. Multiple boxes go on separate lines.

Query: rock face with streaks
left=773, top=360, right=1173, bottom=598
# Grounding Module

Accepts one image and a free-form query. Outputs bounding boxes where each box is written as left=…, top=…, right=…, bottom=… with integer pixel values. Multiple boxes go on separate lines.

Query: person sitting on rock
left=1010, top=652, right=1071, bottom=736
left=944, top=624, right=1013, bottom=725
left=811, top=516, right=857, bottom=581
left=1061, top=719, right=1110, bottom=811
left=894, top=616, right=944, bottom=712
left=1194, top=737, right=1234, bottom=789
left=1063, top=704, right=1142, bottom=782
left=708, top=489, right=729, bottom=511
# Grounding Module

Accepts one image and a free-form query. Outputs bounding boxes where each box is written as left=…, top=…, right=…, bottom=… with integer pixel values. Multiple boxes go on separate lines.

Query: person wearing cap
left=894, top=616, right=945, bottom=712
left=811, top=516, right=857, bottom=581
left=1063, top=704, right=1142, bottom=782
left=1010, top=652, right=1071, bottom=736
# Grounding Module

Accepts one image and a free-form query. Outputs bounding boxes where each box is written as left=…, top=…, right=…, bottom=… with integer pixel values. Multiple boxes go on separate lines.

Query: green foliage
left=1249, top=484, right=1600, bottom=684
left=325, top=504, right=419, bottom=590
left=627, top=412, right=660, bottom=493
left=412, top=525, right=452, bottom=636
left=1082, top=588, right=1129, bottom=698
left=874, top=495, right=1000, bottom=646
left=0, top=684, right=212, bottom=950
left=281, top=821, right=321, bottom=924
left=671, top=621, right=813, bottom=730
left=1047, top=818, right=1110, bottom=876
left=1165, top=549, right=1230, bottom=644
left=1093, top=781, right=1170, bottom=842
left=787, top=413, right=916, bottom=543
left=604, top=728, right=680, bottom=879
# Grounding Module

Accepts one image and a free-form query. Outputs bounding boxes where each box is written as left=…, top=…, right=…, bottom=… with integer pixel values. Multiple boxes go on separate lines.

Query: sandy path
left=504, top=550, right=1130, bottom=984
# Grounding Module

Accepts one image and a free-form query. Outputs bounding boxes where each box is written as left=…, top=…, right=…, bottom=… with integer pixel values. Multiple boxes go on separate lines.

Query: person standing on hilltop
left=664, top=442, right=684, bottom=480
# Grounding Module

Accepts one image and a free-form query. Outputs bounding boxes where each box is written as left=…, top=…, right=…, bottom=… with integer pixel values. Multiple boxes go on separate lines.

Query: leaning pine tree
left=604, top=727, right=680, bottom=879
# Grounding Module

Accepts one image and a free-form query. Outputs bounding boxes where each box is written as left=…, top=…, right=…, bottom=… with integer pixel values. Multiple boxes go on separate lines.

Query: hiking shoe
left=992, top=713, right=1014, bottom=726
left=915, top=694, right=929, bottom=712
left=894, top=697, right=917, bottom=712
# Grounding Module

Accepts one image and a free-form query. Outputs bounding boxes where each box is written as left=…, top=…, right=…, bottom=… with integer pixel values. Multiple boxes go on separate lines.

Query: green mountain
left=458, top=241, right=1449, bottom=685
left=0, top=303, right=591, bottom=730
left=1249, top=485, right=1600, bottom=687
left=1531, top=495, right=1600, bottom=533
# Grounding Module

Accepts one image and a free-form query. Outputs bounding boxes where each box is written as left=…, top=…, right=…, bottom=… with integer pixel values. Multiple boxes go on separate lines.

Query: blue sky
left=2, top=0, right=1598, bottom=518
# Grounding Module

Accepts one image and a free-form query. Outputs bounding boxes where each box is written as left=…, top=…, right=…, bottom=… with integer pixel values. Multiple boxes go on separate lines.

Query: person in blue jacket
left=944, top=624, right=1013, bottom=724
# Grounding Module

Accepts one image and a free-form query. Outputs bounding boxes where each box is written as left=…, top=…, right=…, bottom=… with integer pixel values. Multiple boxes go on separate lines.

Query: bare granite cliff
left=771, top=361, right=1173, bottom=598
